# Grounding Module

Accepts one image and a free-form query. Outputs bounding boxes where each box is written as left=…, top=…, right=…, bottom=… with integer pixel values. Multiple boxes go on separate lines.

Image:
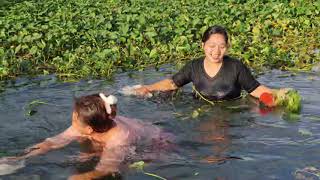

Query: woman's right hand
left=22, top=141, right=54, bottom=158
left=134, top=86, right=152, bottom=97
left=119, top=84, right=152, bottom=97
left=134, top=86, right=151, bottom=96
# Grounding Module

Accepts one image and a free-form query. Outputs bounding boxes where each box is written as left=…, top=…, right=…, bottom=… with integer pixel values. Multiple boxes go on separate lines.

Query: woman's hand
left=24, top=141, right=51, bottom=153
left=251, top=85, right=294, bottom=107
left=22, top=141, right=57, bottom=158
left=120, top=79, right=177, bottom=97
left=134, top=86, right=152, bottom=97
left=259, top=88, right=293, bottom=107
left=119, top=85, right=153, bottom=97
left=274, top=88, right=292, bottom=100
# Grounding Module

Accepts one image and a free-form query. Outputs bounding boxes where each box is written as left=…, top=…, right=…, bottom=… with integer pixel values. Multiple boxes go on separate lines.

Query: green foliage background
left=0, top=0, right=319, bottom=79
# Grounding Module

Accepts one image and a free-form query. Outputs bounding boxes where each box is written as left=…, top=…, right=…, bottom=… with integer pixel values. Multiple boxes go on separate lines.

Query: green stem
left=143, top=171, right=167, bottom=180
left=192, top=85, right=215, bottom=105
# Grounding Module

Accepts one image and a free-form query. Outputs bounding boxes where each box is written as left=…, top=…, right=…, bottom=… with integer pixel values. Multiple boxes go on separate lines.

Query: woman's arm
left=0, top=126, right=79, bottom=164
left=22, top=127, right=79, bottom=159
left=134, top=78, right=178, bottom=96
left=132, top=60, right=194, bottom=96
left=69, top=147, right=126, bottom=180
left=249, top=85, right=273, bottom=98
left=21, top=140, right=58, bottom=159
left=250, top=85, right=291, bottom=107
left=0, top=139, right=56, bottom=162
left=68, top=170, right=112, bottom=180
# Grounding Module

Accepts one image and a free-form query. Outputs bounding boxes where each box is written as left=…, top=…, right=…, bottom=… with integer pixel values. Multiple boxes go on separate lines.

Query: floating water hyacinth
left=276, top=89, right=302, bottom=113
left=295, top=166, right=320, bottom=179
left=129, top=161, right=167, bottom=180
left=129, top=161, right=145, bottom=170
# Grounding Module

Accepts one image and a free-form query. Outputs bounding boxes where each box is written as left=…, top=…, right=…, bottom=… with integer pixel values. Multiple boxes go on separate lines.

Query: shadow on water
left=0, top=68, right=320, bottom=179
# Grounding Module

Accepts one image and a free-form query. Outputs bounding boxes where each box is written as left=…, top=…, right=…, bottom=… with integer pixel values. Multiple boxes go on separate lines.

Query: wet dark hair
left=202, top=25, right=228, bottom=44
left=73, top=94, right=116, bottom=133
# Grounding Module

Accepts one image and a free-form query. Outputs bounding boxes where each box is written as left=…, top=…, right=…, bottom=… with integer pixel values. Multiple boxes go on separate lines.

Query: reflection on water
left=197, top=115, right=232, bottom=164
left=0, top=69, right=320, bottom=179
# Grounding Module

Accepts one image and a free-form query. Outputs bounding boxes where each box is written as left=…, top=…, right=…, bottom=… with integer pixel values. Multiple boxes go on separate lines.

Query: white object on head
left=99, top=93, right=118, bottom=114
left=106, top=95, right=117, bottom=104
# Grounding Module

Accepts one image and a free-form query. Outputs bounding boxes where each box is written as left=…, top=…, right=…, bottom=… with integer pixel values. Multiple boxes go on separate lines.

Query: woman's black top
left=172, top=56, right=260, bottom=101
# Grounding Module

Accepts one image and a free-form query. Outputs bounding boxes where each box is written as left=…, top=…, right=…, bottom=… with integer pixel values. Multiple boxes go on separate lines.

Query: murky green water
left=0, top=67, right=319, bottom=180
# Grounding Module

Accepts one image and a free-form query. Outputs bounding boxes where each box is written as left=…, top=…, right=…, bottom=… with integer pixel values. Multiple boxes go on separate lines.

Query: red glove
left=259, top=92, right=275, bottom=107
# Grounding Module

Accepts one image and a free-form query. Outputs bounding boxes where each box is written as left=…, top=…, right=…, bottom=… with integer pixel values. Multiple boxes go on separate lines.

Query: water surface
left=0, top=67, right=319, bottom=180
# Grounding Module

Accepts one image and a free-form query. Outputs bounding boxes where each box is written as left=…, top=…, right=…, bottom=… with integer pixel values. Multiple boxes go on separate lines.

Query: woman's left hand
left=274, top=88, right=292, bottom=100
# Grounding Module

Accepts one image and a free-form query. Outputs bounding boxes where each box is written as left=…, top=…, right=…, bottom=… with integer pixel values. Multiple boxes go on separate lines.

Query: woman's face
left=202, top=33, right=228, bottom=63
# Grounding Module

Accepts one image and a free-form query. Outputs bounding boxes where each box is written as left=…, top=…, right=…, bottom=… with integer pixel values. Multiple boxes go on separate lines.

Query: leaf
left=109, top=32, right=118, bottom=40
left=138, top=16, right=146, bottom=25
left=192, top=110, right=199, bottom=118
left=252, top=26, right=260, bottom=35
left=145, top=31, right=157, bottom=38
left=38, top=40, right=46, bottom=49
left=149, top=48, right=158, bottom=58
left=129, top=161, right=145, bottom=170
left=32, top=33, right=42, bottom=40
left=298, top=128, right=313, bottom=136
left=23, top=35, right=32, bottom=43
left=119, top=24, right=129, bottom=35
left=29, top=46, right=38, bottom=55
left=24, top=100, right=51, bottom=117
left=0, top=47, right=5, bottom=57
left=15, top=45, right=21, bottom=54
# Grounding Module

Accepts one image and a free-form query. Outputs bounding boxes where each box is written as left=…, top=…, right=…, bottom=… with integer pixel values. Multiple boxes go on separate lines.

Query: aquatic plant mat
left=1, top=0, right=319, bottom=79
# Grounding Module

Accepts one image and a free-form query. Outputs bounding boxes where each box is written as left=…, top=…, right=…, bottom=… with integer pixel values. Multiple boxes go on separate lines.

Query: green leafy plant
left=129, top=161, right=167, bottom=180
left=276, top=89, right=302, bottom=113
left=23, top=99, right=56, bottom=116
left=0, top=0, right=319, bottom=80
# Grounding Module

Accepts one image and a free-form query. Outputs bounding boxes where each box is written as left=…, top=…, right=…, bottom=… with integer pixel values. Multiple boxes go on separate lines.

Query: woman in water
left=0, top=93, right=173, bottom=179
left=133, top=25, right=288, bottom=107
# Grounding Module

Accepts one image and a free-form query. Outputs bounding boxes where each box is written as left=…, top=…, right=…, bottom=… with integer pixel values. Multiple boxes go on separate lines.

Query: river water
left=0, top=67, right=319, bottom=180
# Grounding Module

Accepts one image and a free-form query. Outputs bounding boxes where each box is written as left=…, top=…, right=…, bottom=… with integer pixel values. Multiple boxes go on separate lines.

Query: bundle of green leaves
left=275, top=89, right=302, bottom=113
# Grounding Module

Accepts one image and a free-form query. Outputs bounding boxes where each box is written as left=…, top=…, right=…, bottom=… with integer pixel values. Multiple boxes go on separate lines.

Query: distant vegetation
left=0, top=0, right=319, bottom=80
